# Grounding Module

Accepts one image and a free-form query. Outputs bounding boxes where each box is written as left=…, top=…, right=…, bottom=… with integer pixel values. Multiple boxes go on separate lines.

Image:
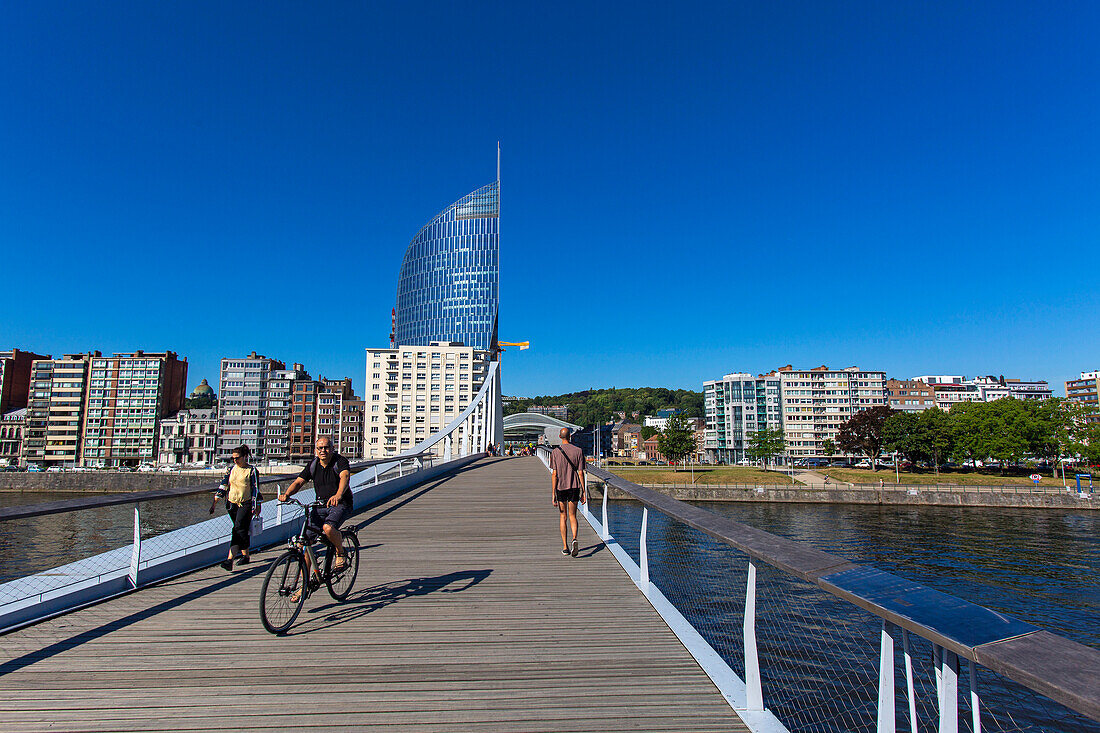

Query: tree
left=883, top=411, right=921, bottom=463
left=657, top=412, right=695, bottom=465
left=837, top=406, right=895, bottom=470
left=184, top=394, right=216, bottom=410
left=821, top=438, right=837, bottom=458
left=747, top=428, right=787, bottom=466
left=640, top=425, right=659, bottom=441
left=918, top=408, right=954, bottom=475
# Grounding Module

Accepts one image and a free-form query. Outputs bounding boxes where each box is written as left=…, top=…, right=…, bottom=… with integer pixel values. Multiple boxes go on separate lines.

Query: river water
left=1, top=491, right=1096, bottom=731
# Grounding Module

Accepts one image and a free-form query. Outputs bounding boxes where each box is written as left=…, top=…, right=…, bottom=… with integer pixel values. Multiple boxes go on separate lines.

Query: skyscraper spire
left=496, top=141, right=501, bottom=183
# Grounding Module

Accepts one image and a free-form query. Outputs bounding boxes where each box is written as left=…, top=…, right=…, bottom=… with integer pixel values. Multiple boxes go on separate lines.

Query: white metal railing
left=537, top=447, right=1100, bottom=733
left=0, top=361, right=502, bottom=634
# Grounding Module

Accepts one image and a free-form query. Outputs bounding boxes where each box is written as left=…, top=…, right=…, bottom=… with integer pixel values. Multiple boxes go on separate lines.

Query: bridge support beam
left=744, top=560, right=763, bottom=712
left=877, top=620, right=896, bottom=733
left=128, top=505, right=141, bottom=588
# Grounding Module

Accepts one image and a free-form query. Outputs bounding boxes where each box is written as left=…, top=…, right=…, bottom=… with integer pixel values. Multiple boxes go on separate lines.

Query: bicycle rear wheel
left=260, top=551, right=307, bottom=633
left=325, top=531, right=360, bottom=601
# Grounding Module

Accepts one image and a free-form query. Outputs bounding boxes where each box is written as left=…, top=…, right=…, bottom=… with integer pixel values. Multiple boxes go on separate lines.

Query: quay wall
left=0, top=473, right=246, bottom=494
left=590, top=482, right=1096, bottom=510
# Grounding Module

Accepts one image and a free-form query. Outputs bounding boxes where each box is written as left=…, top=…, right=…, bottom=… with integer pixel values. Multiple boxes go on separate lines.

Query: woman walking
left=210, top=444, right=261, bottom=571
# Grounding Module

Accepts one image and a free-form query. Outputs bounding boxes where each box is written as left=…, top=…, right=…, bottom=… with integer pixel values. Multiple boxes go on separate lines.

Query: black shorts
left=555, top=487, right=580, bottom=504
left=310, top=502, right=351, bottom=531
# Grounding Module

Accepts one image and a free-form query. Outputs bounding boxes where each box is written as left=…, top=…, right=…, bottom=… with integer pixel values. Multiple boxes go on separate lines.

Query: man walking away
left=550, top=427, right=587, bottom=557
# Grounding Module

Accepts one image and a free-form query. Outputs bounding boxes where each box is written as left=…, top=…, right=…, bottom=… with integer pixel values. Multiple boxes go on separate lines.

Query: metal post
left=128, top=504, right=142, bottom=588
left=639, top=507, right=649, bottom=592
left=460, top=417, right=469, bottom=457
left=902, top=629, right=919, bottom=733
left=969, top=661, right=981, bottom=733
left=877, top=620, right=896, bottom=733
left=600, top=474, right=609, bottom=541
left=444, top=435, right=452, bottom=462
left=744, top=559, right=763, bottom=712
left=937, top=647, right=959, bottom=733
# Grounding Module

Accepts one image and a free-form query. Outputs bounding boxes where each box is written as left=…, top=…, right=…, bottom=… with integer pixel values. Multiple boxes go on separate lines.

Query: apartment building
left=780, top=366, right=888, bottom=459
left=290, top=377, right=319, bottom=460
left=157, top=408, right=217, bottom=465
left=0, top=408, right=26, bottom=466
left=0, top=349, right=50, bottom=413
left=218, top=354, right=309, bottom=463
left=314, top=378, right=364, bottom=460
left=913, top=375, right=1053, bottom=411
left=363, top=342, right=491, bottom=458
left=81, top=352, right=188, bottom=467
left=703, top=373, right=783, bottom=464
left=1066, top=370, right=1100, bottom=424
left=886, top=379, right=937, bottom=412
left=22, top=353, right=98, bottom=467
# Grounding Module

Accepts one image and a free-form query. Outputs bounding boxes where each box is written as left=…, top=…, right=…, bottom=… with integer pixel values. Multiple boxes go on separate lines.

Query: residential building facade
left=780, top=366, right=888, bottom=459
left=81, top=352, right=188, bottom=467
left=290, top=375, right=319, bottom=460
left=1066, top=370, right=1100, bottom=424
left=23, top=353, right=98, bottom=467
left=528, top=405, right=569, bottom=421
left=217, top=353, right=308, bottom=463
left=0, top=349, right=50, bottom=414
left=703, top=373, right=783, bottom=464
left=0, top=408, right=26, bottom=466
left=363, top=343, right=491, bottom=458
left=157, top=408, right=218, bottom=465
left=886, top=379, right=937, bottom=412
left=913, top=375, right=1053, bottom=411
left=314, top=378, right=364, bottom=460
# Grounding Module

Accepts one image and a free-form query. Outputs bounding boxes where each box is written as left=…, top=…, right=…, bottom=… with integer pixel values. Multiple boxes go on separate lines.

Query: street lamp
left=894, top=450, right=900, bottom=484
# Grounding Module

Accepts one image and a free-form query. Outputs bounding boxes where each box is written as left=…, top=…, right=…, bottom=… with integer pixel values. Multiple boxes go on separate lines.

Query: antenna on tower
left=496, top=141, right=501, bottom=182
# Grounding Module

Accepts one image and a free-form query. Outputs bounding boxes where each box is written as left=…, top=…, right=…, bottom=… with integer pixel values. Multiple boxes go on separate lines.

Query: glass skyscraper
left=394, top=180, right=499, bottom=351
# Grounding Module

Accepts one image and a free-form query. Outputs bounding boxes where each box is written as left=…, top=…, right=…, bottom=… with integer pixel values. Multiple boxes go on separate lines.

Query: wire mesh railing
left=0, top=361, right=502, bottom=633
left=539, top=447, right=1100, bottom=733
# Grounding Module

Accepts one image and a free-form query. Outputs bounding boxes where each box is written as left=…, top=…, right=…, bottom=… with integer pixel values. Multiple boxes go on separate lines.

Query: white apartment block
left=703, top=373, right=782, bottom=464
left=364, top=342, right=490, bottom=458
left=218, top=353, right=308, bottom=463
left=780, top=366, right=888, bottom=459
left=158, top=408, right=217, bottom=465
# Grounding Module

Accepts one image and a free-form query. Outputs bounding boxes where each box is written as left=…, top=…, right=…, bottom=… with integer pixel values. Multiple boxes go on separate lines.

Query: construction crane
left=496, top=341, right=529, bottom=352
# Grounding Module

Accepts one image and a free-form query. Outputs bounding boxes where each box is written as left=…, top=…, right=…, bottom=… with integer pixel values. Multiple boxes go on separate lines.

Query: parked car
left=45, top=466, right=64, bottom=473
left=26, top=463, right=41, bottom=472
left=137, top=464, right=157, bottom=473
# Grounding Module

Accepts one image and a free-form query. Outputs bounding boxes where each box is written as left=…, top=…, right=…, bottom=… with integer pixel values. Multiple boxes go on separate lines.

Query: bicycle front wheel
left=326, top=531, right=360, bottom=601
left=260, top=551, right=307, bottom=633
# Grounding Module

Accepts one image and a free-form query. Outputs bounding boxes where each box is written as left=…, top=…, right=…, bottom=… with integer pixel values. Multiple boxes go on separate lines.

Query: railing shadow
left=287, top=568, right=493, bottom=635
left=0, top=564, right=267, bottom=676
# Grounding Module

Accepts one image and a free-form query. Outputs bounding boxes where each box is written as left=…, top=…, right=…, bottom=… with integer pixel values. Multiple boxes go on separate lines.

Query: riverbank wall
left=591, top=482, right=1096, bottom=510
left=0, top=472, right=281, bottom=494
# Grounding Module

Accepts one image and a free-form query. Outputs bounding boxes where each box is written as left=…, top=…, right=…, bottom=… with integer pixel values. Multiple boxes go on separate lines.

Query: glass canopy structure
left=394, top=181, right=499, bottom=351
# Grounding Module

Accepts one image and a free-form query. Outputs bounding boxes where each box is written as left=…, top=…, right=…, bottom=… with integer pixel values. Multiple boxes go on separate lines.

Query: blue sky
left=1, top=2, right=1097, bottom=398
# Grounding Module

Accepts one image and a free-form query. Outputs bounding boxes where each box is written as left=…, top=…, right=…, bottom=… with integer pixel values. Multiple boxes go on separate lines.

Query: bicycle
left=259, top=497, right=360, bottom=634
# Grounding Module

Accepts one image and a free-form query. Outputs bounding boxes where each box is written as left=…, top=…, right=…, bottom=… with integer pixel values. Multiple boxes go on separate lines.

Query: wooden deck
left=0, top=457, right=748, bottom=732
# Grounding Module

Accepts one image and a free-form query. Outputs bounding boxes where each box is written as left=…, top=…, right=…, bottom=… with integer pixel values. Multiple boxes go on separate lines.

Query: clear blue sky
left=1, top=2, right=1097, bottom=398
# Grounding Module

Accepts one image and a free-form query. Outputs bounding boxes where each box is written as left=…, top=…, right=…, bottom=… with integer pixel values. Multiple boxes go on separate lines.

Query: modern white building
left=703, top=373, right=783, bottom=464
left=363, top=342, right=491, bottom=458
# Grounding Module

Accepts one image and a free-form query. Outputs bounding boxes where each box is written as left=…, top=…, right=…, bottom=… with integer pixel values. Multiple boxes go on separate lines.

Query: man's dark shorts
left=555, top=488, right=580, bottom=504
left=310, top=503, right=351, bottom=531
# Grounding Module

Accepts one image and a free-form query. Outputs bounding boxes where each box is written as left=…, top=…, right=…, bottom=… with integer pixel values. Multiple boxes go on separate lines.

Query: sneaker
left=237, top=556, right=250, bottom=565
left=561, top=548, right=570, bottom=556
left=219, top=560, right=233, bottom=572
left=571, top=539, right=579, bottom=557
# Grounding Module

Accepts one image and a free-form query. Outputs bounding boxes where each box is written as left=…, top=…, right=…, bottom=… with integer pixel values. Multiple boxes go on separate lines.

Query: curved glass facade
left=394, top=181, right=499, bottom=351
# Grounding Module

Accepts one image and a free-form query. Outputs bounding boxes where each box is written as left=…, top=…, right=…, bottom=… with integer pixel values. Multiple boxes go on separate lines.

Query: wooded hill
left=504, top=387, right=704, bottom=427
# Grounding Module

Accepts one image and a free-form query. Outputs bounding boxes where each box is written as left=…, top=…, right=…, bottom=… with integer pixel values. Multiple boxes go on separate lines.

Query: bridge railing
left=538, top=448, right=1099, bottom=733
left=0, top=361, right=501, bottom=634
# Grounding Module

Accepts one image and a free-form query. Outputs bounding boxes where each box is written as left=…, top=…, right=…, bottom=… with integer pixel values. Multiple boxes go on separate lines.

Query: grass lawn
left=818, top=467, right=1072, bottom=487
left=609, top=467, right=794, bottom=485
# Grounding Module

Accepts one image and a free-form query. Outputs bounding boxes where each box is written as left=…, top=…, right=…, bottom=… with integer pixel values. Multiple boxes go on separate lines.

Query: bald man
left=550, top=427, right=587, bottom=556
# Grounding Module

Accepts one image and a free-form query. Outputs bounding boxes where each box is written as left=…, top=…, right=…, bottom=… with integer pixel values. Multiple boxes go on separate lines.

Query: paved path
left=0, top=457, right=747, bottom=732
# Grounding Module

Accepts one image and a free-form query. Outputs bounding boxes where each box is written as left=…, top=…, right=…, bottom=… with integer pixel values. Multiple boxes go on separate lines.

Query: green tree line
left=504, top=387, right=703, bottom=427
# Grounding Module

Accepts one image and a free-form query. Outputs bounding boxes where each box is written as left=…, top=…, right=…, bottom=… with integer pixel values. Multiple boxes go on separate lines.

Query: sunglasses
left=316, top=446, right=332, bottom=451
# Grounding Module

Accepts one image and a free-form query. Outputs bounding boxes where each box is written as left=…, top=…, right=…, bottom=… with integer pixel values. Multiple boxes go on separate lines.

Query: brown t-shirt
left=551, top=442, right=585, bottom=490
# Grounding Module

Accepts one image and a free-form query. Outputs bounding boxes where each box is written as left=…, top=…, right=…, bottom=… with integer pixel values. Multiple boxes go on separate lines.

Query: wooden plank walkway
left=0, top=457, right=748, bottom=732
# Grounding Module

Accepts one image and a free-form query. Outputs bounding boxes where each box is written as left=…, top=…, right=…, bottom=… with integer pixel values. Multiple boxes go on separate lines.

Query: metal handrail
left=576, top=458, right=1100, bottom=724
left=0, top=453, right=434, bottom=522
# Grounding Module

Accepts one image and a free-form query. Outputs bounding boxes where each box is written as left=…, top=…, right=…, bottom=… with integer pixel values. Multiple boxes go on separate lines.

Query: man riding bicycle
left=279, top=436, right=353, bottom=580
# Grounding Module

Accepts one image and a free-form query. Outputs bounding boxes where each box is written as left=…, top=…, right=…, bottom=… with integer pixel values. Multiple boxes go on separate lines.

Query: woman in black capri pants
left=210, top=444, right=261, bottom=571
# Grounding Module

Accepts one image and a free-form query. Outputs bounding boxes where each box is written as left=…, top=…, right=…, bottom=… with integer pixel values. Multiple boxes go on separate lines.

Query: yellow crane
left=496, top=341, right=529, bottom=352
